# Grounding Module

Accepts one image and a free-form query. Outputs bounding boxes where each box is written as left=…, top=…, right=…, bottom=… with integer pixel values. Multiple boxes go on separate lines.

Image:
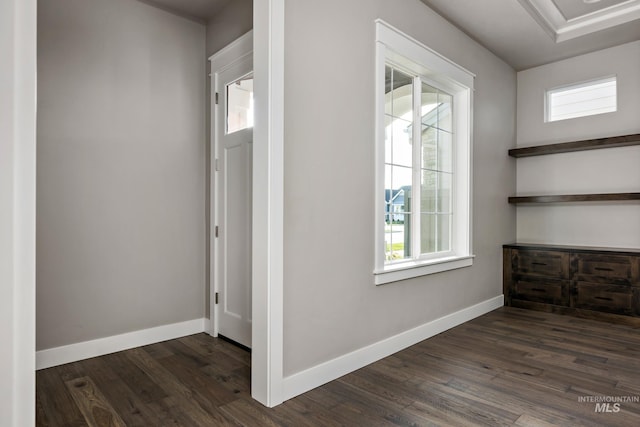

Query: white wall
left=0, top=0, right=36, bottom=424
left=282, top=0, right=516, bottom=377
left=37, top=0, right=206, bottom=351
left=516, top=41, right=640, bottom=247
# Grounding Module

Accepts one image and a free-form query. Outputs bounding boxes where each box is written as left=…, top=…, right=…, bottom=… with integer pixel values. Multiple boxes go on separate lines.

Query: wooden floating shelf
left=509, top=133, right=640, bottom=158
left=508, top=192, right=640, bottom=204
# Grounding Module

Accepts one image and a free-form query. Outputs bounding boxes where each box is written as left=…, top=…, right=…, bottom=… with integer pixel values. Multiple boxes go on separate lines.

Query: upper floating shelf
left=509, top=133, right=640, bottom=158
left=508, top=193, right=640, bottom=204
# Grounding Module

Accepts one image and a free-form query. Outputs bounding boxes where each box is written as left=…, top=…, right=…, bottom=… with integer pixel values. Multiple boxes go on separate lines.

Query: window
left=546, top=76, right=617, bottom=122
left=375, top=20, right=474, bottom=285
left=227, top=76, right=254, bottom=134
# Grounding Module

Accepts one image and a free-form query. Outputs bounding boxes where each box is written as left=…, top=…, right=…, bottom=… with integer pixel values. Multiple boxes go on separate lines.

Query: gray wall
left=516, top=41, right=640, bottom=248
left=204, top=0, right=253, bottom=317
left=283, top=0, right=517, bottom=376
left=206, top=0, right=253, bottom=57
left=37, top=0, right=206, bottom=350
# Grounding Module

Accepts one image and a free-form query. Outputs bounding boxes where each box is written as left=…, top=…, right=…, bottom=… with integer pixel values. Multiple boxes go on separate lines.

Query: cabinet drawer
left=573, top=282, right=636, bottom=316
left=513, top=250, right=570, bottom=279
left=512, top=278, right=568, bottom=306
left=574, top=253, right=633, bottom=285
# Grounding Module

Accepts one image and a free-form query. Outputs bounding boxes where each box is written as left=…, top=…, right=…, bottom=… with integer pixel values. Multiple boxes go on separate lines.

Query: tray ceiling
left=421, top=0, right=640, bottom=70
left=519, top=0, right=640, bottom=42
left=553, top=0, right=630, bottom=20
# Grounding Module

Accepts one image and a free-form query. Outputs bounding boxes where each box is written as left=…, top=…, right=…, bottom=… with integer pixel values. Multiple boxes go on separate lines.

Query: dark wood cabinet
left=504, top=243, right=640, bottom=324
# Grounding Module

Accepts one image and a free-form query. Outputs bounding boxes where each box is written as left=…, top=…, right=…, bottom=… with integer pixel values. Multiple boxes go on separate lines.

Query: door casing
left=209, top=32, right=253, bottom=342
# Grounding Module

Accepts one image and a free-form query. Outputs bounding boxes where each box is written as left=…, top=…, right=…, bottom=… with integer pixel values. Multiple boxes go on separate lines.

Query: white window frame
left=374, top=20, right=475, bottom=285
left=545, top=75, right=617, bottom=123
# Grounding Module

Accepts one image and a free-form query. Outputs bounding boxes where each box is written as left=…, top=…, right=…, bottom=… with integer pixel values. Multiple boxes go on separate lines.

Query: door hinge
left=215, top=92, right=219, bottom=105
left=215, top=158, right=220, bottom=172
left=215, top=292, right=219, bottom=304
left=215, top=225, right=219, bottom=238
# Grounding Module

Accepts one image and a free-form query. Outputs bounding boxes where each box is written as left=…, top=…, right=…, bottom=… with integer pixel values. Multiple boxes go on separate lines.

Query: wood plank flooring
left=36, top=307, right=640, bottom=426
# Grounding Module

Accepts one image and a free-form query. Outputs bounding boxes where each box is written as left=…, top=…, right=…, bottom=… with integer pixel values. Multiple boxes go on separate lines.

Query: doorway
left=210, top=32, right=253, bottom=349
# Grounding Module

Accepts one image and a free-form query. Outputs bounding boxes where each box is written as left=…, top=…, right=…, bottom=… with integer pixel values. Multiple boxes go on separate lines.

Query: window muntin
left=375, top=20, right=474, bottom=285
left=546, top=76, right=617, bottom=122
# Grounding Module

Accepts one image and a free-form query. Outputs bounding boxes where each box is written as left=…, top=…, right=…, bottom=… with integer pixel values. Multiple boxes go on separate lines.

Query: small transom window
left=226, top=76, right=254, bottom=134
left=546, top=76, right=617, bottom=123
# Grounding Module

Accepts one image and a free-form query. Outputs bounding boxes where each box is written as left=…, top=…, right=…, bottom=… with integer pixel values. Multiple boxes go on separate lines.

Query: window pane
left=386, top=165, right=411, bottom=245
left=420, top=213, right=436, bottom=254
left=437, top=130, right=453, bottom=173
left=385, top=211, right=411, bottom=262
left=421, top=170, right=451, bottom=213
left=437, top=172, right=452, bottom=213
left=384, top=115, right=392, bottom=164
left=421, top=125, right=437, bottom=170
left=421, top=83, right=453, bottom=133
left=547, top=77, right=616, bottom=122
left=385, top=214, right=411, bottom=261
left=386, top=69, right=413, bottom=120
left=437, top=92, right=453, bottom=133
left=386, top=186, right=408, bottom=219
left=384, top=213, right=393, bottom=260
left=421, top=83, right=438, bottom=128
left=422, top=126, right=452, bottom=173
left=384, top=164, right=392, bottom=191
left=227, top=76, right=254, bottom=134
left=437, top=214, right=451, bottom=252
left=421, top=170, right=437, bottom=213
left=391, top=165, right=412, bottom=202
left=420, top=213, right=451, bottom=254
left=390, top=117, right=412, bottom=167
left=385, top=66, right=393, bottom=116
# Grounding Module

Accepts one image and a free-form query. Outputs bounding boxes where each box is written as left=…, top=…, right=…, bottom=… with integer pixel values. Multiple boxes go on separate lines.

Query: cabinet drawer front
left=513, top=278, right=567, bottom=305
left=574, top=282, right=635, bottom=315
left=513, top=250, right=570, bottom=279
left=574, top=254, right=633, bottom=285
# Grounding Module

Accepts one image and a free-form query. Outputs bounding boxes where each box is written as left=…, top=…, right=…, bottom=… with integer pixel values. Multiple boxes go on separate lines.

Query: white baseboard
left=36, top=318, right=206, bottom=370
left=282, top=295, right=504, bottom=401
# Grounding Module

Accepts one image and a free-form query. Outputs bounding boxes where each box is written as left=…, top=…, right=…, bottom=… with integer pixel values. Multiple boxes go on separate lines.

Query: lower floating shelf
left=508, top=192, right=640, bottom=204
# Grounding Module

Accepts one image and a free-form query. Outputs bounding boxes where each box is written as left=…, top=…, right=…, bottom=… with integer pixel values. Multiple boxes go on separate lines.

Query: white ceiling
left=137, top=0, right=231, bottom=23
left=420, top=0, right=640, bottom=70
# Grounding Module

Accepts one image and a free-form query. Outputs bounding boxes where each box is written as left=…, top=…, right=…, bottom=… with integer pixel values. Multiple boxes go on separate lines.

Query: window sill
left=374, top=255, right=474, bottom=285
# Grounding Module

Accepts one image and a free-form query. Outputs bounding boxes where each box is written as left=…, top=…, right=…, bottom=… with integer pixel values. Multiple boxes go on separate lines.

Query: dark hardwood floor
left=37, top=307, right=640, bottom=426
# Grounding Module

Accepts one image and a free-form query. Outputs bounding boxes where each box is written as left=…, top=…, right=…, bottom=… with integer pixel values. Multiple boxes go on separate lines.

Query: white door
left=214, top=54, right=253, bottom=348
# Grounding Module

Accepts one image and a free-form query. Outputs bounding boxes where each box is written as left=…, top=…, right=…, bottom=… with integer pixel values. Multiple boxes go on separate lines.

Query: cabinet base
left=509, top=299, right=640, bottom=327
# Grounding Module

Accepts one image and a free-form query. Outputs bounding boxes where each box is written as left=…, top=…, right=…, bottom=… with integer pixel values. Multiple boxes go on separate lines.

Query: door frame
left=1, top=0, right=37, bottom=424
left=209, top=31, right=253, bottom=342
left=252, top=0, right=285, bottom=406
left=209, top=0, right=285, bottom=407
